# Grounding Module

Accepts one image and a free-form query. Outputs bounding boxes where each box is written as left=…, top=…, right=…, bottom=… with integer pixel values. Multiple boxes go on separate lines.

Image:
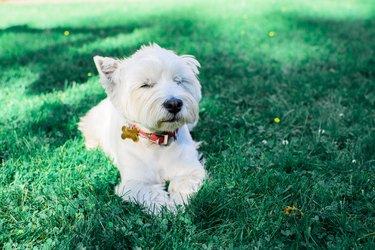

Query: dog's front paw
left=169, top=190, right=190, bottom=206
left=168, top=168, right=206, bottom=205
left=169, top=179, right=198, bottom=205
left=115, top=181, right=174, bottom=214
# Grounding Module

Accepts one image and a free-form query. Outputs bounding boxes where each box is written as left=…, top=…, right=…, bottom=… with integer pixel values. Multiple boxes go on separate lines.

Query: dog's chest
left=119, top=139, right=183, bottom=167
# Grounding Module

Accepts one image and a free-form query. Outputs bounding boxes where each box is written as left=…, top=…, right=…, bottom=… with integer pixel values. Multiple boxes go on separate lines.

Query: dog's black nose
left=163, top=97, right=183, bottom=114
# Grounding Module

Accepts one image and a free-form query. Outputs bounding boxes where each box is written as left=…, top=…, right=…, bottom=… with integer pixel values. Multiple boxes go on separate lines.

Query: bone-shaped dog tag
left=121, top=126, right=139, bottom=142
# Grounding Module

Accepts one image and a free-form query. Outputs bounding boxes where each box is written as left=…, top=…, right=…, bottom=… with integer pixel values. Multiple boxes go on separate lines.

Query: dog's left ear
left=93, top=56, right=120, bottom=88
left=181, top=55, right=200, bottom=75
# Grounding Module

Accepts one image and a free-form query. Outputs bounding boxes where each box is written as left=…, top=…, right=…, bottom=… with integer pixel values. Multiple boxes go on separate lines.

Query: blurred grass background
left=0, top=0, right=374, bottom=248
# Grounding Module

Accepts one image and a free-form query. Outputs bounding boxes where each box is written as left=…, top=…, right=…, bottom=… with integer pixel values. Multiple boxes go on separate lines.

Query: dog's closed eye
left=140, top=79, right=155, bottom=88
left=140, top=83, right=152, bottom=88
left=174, top=76, right=185, bottom=85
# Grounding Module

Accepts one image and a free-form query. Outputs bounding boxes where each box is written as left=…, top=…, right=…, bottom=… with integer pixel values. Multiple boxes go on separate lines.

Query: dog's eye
left=140, top=84, right=151, bottom=88
left=140, top=80, right=154, bottom=88
left=174, top=76, right=184, bottom=85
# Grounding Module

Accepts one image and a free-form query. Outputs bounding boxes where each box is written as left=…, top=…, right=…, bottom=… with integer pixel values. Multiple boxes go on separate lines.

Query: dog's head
left=94, top=44, right=201, bottom=132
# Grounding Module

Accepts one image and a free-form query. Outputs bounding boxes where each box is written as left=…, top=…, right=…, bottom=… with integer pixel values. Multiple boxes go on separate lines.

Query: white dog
left=79, top=44, right=206, bottom=213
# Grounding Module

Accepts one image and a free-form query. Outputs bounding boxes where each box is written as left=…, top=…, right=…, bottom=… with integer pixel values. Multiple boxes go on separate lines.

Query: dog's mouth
left=162, top=117, right=179, bottom=123
left=161, top=115, right=182, bottom=123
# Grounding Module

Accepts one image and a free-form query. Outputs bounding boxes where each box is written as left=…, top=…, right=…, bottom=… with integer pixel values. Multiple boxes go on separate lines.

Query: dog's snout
left=163, top=97, right=183, bottom=114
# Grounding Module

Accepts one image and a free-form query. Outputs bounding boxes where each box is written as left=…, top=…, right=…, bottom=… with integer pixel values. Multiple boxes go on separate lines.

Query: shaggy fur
left=79, top=44, right=206, bottom=213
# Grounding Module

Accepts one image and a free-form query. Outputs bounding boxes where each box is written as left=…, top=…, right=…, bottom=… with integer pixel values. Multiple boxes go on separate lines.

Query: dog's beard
left=156, top=111, right=191, bottom=132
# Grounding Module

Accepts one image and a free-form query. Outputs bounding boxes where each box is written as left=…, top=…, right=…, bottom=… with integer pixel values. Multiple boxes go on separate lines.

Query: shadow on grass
left=197, top=14, right=375, bottom=157
left=0, top=23, right=146, bottom=94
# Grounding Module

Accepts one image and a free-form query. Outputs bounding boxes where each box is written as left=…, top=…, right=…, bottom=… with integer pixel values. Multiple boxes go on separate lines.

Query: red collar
left=121, top=124, right=178, bottom=145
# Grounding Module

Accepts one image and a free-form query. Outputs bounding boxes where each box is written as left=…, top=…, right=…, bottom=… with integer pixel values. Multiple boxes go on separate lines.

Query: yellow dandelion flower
left=63, top=30, right=70, bottom=36
left=274, top=117, right=280, bottom=123
left=268, top=31, right=276, bottom=37
left=283, top=206, right=304, bottom=218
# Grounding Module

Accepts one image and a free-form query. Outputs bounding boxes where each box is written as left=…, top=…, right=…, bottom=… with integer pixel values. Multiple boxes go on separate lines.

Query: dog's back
left=78, top=98, right=112, bottom=150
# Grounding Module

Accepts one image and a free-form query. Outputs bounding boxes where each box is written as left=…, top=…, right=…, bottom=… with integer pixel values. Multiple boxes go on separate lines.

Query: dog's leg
left=168, top=167, right=206, bottom=205
left=115, top=180, right=173, bottom=213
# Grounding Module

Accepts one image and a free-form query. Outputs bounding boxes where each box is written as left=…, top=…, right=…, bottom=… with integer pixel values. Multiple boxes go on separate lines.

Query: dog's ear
left=181, top=55, right=200, bottom=75
left=93, top=56, right=120, bottom=86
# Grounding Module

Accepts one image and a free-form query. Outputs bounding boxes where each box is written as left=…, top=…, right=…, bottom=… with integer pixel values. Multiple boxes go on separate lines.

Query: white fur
left=79, top=44, right=206, bottom=213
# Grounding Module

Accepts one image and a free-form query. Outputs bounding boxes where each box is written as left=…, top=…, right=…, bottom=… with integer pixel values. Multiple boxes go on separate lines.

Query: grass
left=1, top=0, right=374, bottom=248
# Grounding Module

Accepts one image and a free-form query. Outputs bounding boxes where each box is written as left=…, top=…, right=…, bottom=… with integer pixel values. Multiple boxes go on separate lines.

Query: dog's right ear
left=180, top=55, right=200, bottom=76
left=93, top=56, right=120, bottom=87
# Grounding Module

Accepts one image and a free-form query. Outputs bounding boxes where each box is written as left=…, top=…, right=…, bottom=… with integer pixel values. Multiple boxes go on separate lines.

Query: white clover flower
left=261, top=140, right=268, bottom=145
left=282, top=140, right=289, bottom=145
left=352, top=159, right=356, bottom=164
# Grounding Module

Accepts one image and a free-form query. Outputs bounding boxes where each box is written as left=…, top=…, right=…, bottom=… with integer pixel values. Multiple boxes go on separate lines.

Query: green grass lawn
left=1, top=0, right=375, bottom=248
